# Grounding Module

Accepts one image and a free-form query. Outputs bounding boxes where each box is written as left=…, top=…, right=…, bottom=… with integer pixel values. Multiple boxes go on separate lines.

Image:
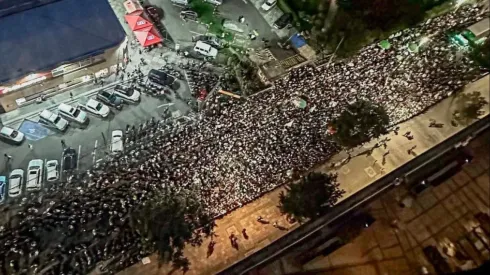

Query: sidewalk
left=118, top=80, right=489, bottom=274
left=271, top=131, right=490, bottom=275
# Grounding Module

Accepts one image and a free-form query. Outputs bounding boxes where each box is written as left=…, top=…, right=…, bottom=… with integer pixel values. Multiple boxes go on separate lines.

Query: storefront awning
left=123, top=0, right=143, bottom=14
left=125, top=10, right=153, bottom=31
left=134, top=26, right=162, bottom=47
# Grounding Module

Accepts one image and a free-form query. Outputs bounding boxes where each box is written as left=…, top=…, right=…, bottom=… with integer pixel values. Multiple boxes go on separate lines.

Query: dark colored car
left=180, top=10, right=198, bottom=21
left=273, top=13, right=292, bottom=29
left=148, top=69, right=175, bottom=86
left=96, top=91, right=123, bottom=110
left=62, top=147, right=77, bottom=172
left=145, top=6, right=161, bottom=21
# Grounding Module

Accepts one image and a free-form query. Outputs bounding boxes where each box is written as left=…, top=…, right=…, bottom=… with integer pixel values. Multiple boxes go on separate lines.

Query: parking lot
left=142, top=0, right=283, bottom=49
left=0, top=75, right=194, bottom=205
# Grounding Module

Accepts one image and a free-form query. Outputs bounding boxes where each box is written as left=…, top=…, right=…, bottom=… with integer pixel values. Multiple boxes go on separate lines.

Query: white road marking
left=93, top=140, right=98, bottom=164
left=77, top=145, right=81, bottom=170
left=157, top=103, right=175, bottom=108
left=59, top=151, right=64, bottom=181
left=189, top=30, right=205, bottom=36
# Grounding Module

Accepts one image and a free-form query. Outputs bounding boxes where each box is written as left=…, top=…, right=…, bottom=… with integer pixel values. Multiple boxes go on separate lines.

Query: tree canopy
left=279, top=172, right=344, bottom=222
left=452, top=91, right=488, bottom=125
left=130, top=190, right=215, bottom=271
left=469, top=38, right=490, bottom=70
left=332, top=100, right=390, bottom=148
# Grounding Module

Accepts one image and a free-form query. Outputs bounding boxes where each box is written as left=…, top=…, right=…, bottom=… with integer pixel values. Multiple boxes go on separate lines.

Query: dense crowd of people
left=0, top=3, right=488, bottom=274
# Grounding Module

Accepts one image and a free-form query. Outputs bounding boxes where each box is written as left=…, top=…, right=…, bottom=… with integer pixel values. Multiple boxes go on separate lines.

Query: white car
left=111, top=130, right=124, bottom=153
left=194, top=41, right=218, bottom=59
left=8, top=169, right=24, bottom=198
left=79, top=98, right=110, bottom=118
left=58, top=103, right=89, bottom=124
left=261, top=0, right=277, bottom=11
left=114, top=85, right=141, bottom=102
left=27, top=159, right=43, bottom=191
left=39, top=109, right=69, bottom=131
left=46, top=160, right=59, bottom=182
left=0, top=125, right=25, bottom=145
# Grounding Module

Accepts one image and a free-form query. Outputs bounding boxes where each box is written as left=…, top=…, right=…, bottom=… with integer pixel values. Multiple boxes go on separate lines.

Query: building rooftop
left=0, top=0, right=125, bottom=84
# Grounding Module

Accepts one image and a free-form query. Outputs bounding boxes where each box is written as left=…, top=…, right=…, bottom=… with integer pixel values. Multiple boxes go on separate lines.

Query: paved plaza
left=118, top=76, right=489, bottom=274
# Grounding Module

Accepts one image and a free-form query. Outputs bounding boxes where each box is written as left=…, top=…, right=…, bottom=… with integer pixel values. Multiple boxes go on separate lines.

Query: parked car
left=78, top=98, right=110, bottom=118
left=58, top=103, right=89, bottom=125
left=27, top=159, right=43, bottom=191
left=0, top=176, right=6, bottom=203
left=97, top=91, right=123, bottom=110
left=148, top=69, right=175, bottom=86
left=194, top=41, right=218, bottom=59
left=62, top=147, right=77, bottom=172
left=273, top=13, right=293, bottom=29
left=204, top=0, right=222, bottom=5
left=171, top=0, right=189, bottom=5
left=261, top=0, right=277, bottom=11
left=111, top=130, right=124, bottom=154
left=8, top=169, right=23, bottom=198
left=145, top=5, right=161, bottom=21
left=46, top=160, right=59, bottom=182
left=39, top=109, right=69, bottom=132
left=0, top=125, right=25, bottom=145
left=180, top=10, right=198, bottom=21
left=114, top=85, right=141, bottom=103
left=196, top=35, right=223, bottom=49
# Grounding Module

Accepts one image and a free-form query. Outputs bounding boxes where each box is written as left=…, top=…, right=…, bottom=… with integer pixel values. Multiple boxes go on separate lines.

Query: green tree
left=279, top=172, right=344, bottom=222
left=332, top=100, right=390, bottom=148
left=353, top=0, right=424, bottom=30
left=130, top=191, right=215, bottom=271
left=452, top=91, right=488, bottom=125
left=469, top=39, right=490, bottom=70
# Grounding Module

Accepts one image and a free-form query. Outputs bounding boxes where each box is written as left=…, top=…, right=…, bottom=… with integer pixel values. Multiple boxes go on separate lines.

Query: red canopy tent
left=125, top=10, right=153, bottom=31
left=134, top=26, right=162, bottom=47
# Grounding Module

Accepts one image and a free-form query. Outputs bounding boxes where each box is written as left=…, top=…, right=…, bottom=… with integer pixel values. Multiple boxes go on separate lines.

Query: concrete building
left=0, top=0, right=126, bottom=113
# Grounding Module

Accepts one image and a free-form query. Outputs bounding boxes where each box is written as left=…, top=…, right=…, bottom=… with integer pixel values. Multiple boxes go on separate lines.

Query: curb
left=2, top=80, right=123, bottom=128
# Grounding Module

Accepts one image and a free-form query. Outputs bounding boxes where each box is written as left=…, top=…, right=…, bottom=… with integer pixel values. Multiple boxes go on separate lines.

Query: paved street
left=117, top=76, right=489, bottom=275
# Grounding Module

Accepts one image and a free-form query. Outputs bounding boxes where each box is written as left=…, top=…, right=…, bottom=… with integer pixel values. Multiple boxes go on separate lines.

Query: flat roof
left=0, top=0, right=126, bottom=84
left=468, top=18, right=490, bottom=38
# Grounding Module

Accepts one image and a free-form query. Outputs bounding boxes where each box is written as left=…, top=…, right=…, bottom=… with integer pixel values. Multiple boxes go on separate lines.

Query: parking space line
left=59, top=150, right=64, bottom=181
left=77, top=145, right=81, bottom=170
left=44, top=158, right=47, bottom=190
left=93, top=140, right=98, bottom=165
left=158, top=103, right=175, bottom=108
left=189, top=30, right=205, bottom=36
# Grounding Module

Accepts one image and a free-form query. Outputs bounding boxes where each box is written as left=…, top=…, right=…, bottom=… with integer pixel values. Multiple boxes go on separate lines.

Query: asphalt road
left=0, top=77, right=193, bottom=203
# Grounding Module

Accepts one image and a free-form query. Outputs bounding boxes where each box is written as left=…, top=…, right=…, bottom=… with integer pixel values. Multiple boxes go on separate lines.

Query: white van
left=194, top=41, right=218, bottom=59
left=39, top=109, right=69, bottom=131
left=58, top=103, right=89, bottom=124
left=205, top=0, right=222, bottom=5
